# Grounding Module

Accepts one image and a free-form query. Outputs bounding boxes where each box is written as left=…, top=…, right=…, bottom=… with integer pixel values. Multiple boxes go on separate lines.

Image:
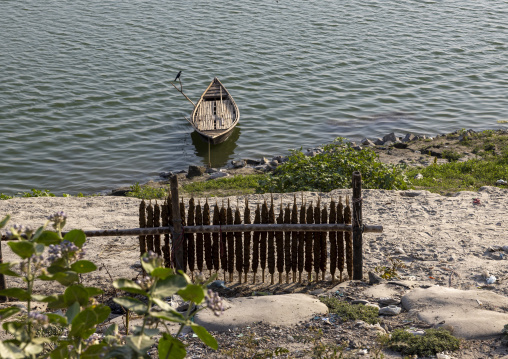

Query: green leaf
left=35, top=231, right=61, bottom=245
left=24, top=342, right=44, bottom=355
left=113, top=297, right=148, bottom=315
left=64, top=229, right=86, bottom=248
left=64, top=284, right=90, bottom=306
left=0, top=288, right=30, bottom=300
left=92, top=304, right=111, bottom=324
left=178, top=284, right=205, bottom=304
left=46, top=264, right=67, bottom=274
left=71, top=260, right=97, bottom=273
left=152, top=275, right=187, bottom=298
left=0, top=263, right=20, bottom=277
left=49, top=345, right=70, bottom=359
left=125, top=333, right=153, bottom=354
left=103, top=323, right=118, bottom=336
left=70, top=307, right=99, bottom=338
left=152, top=297, right=173, bottom=312
left=0, top=215, right=10, bottom=229
left=140, top=259, right=156, bottom=275
left=46, top=313, right=68, bottom=326
left=0, top=341, right=24, bottom=359
left=150, top=267, right=174, bottom=279
left=53, top=271, right=79, bottom=286
left=113, top=279, right=146, bottom=296
left=2, top=321, right=29, bottom=341
left=191, top=323, right=218, bottom=350
left=149, top=310, right=185, bottom=323
left=7, top=241, right=35, bottom=259
left=158, top=333, right=186, bottom=359
left=81, top=344, right=108, bottom=359
left=66, top=301, right=80, bottom=324
left=85, top=286, right=103, bottom=297
left=46, top=295, right=67, bottom=309
left=0, top=306, right=21, bottom=321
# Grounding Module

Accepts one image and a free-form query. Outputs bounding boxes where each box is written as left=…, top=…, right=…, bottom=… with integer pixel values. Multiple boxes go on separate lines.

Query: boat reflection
left=190, top=126, right=241, bottom=168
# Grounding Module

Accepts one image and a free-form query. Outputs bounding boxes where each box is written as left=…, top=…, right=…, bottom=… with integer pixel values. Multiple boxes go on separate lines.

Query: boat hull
left=189, top=77, right=240, bottom=144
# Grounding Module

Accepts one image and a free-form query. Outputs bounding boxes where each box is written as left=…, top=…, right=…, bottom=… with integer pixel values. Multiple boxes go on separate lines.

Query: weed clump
left=320, top=297, right=379, bottom=324
left=259, top=138, right=409, bottom=193
left=386, top=328, right=460, bottom=356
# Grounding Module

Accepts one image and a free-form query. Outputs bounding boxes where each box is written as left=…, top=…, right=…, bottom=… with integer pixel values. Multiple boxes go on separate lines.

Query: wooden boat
left=186, top=77, right=240, bottom=144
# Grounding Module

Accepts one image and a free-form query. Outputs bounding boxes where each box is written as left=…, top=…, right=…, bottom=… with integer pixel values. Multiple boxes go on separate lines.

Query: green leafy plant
left=374, top=257, right=407, bottom=280
left=320, top=297, right=379, bottom=324
left=385, top=328, right=460, bottom=356
left=259, top=138, right=409, bottom=193
left=21, top=189, right=56, bottom=197
left=1, top=193, right=14, bottom=200
left=0, top=214, right=220, bottom=358
left=181, top=174, right=263, bottom=197
left=441, top=149, right=462, bottom=162
left=126, top=182, right=169, bottom=199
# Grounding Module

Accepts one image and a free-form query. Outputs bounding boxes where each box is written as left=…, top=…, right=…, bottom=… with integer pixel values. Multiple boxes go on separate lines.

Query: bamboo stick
left=284, top=204, right=291, bottom=284
left=243, top=199, right=251, bottom=283
left=337, top=197, right=344, bottom=282
left=320, top=205, right=328, bottom=281
left=139, top=200, right=146, bottom=256
left=204, top=199, right=212, bottom=274
left=345, top=197, right=353, bottom=280
left=146, top=201, right=154, bottom=253
left=252, top=204, right=261, bottom=284
left=276, top=203, right=284, bottom=284
left=154, top=201, right=161, bottom=256
left=195, top=201, right=204, bottom=273
left=305, top=202, right=314, bottom=283
left=329, top=199, right=337, bottom=284
left=291, top=196, right=298, bottom=283
left=268, top=197, right=276, bottom=285
left=234, top=206, right=243, bottom=283
left=260, top=200, right=268, bottom=283
left=313, top=199, right=321, bottom=281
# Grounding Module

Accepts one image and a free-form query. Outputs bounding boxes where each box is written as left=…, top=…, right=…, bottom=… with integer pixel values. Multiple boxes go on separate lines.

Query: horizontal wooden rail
left=81, top=223, right=382, bottom=237
left=2, top=224, right=383, bottom=241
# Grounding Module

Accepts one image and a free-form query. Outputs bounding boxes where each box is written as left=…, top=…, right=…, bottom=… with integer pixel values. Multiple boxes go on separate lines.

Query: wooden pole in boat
left=208, top=138, right=211, bottom=168
left=171, top=79, right=196, bottom=107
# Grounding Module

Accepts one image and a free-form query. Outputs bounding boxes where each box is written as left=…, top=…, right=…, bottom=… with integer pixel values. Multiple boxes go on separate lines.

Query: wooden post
left=352, top=171, right=363, bottom=280
left=170, top=176, right=184, bottom=272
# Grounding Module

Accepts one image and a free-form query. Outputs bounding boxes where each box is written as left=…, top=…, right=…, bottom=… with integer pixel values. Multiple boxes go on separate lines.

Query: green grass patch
left=259, top=138, right=409, bottom=193
left=386, top=328, right=460, bottom=357
left=126, top=182, right=169, bottom=199
left=406, top=151, right=508, bottom=194
left=181, top=174, right=264, bottom=197
left=320, top=297, right=379, bottom=324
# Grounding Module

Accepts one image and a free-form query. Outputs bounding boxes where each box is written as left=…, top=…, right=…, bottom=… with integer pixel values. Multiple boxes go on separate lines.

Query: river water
left=1, top=0, right=507, bottom=195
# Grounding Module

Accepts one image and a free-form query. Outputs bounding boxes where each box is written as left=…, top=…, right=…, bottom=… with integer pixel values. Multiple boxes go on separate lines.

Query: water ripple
left=1, top=0, right=507, bottom=194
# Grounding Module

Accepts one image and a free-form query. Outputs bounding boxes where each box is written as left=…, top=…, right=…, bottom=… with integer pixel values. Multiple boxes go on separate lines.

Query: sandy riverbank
left=1, top=187, right=508, bottom=357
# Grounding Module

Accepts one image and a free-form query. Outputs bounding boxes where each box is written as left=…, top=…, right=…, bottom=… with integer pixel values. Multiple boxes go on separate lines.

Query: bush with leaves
left=259, top=138, right=409, bottom=193
left=0, top=214, right=220, bottom=358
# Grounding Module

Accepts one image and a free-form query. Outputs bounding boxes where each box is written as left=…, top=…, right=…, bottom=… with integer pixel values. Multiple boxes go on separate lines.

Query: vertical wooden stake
left=170, top=176, right=183, bottom=272
left=352, top=171, right=363, bottom=280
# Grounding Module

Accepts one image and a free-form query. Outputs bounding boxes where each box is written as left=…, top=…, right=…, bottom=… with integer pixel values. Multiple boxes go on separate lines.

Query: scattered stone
left=379, top=297, right=400, bottom=306
left=205, top=167, right=219, bottom=174
left=394, top=247, right=406, bottom=255
left=269, top=160, right=279, bottom=167
left=231, top=160, right=246, bottom=168
left=208, top=280, right=227, bottom=289
left=383, top=141, right=394, bottom=147
left=401, top=133, right=416, bottom=142
left=361, top=138, right=375, bottom=146
left=383, top=133, right=397, bottom=142
left=309, top=288, right=325, bottom=295
left=368, top=272, right=385, bottom=285
left=352, top=299, right=370, bottom=305
left=353, top=145, right=363, bottom=151
left=414, top=173, right=423, bottom=180
left=497, top=179, right=507, bottom=185
left=254, top=165, right=269, bottom=171
left=187, top=165, right=205, bottom=178
left=245, top=159, right=261, bottom=165
left=208, top=172, right=229, bottom=180
left=374, top=138, right=384, bottom=145
left=159, top=171, right=173, bottom=179
left=379, top=305, right=401, bottom=316
left=402, top=286, right=508, bottom=339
